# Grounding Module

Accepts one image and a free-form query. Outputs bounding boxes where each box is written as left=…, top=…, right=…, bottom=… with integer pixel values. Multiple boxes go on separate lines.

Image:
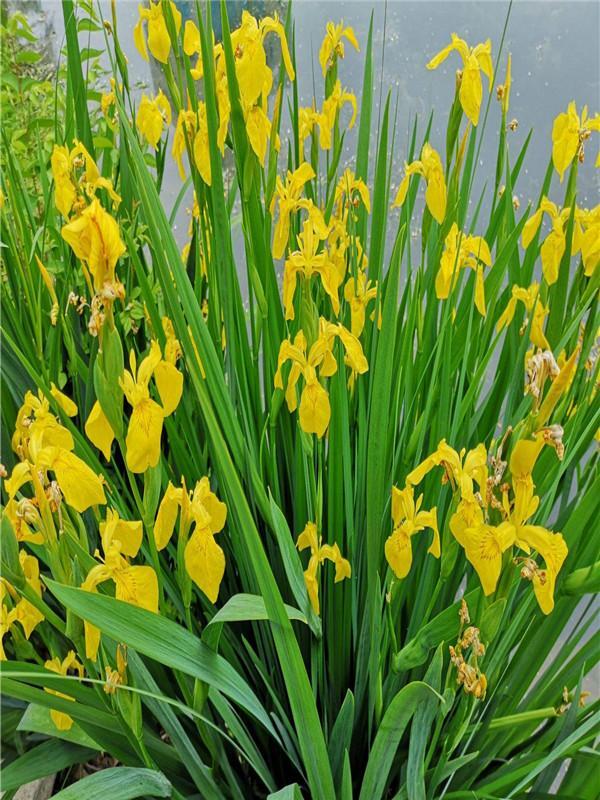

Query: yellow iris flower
left=385, top=484, right=440, bottom=579
left=153, top=477, right=228, bottom=603
left=120, top=340, right=183, bottom=473
left=296, top=522, right=350, bottom=614
left=522, top=197, right=571, bottom=286
left=427, top=33, right=493, bottom=126
left=136, top=90, right=172, bottom=150
left=496, top=283, right=550, bottom=350
left=319, top=21, right=359, bottom=76
left=334, top=169, right=371, bottom=216
left=172, top=105, right=211, bottom=185
left=44, top=651, right=84, bottom=731
left=134, top=0, right=181, bottom=64
left=270, top=162, right=328, bottom=259
left=344, top=270, right=378, bottom=337
left=436, top=224, right=492, bottom=315
left=61, top=198, right=126, bottom=297
left=82, top=509, right=156, bottom=660
left=274, top=321, right=368, bottom=438
left=551, top=101, right=599, bottom=182
left=392, top=143, right=447, bottom=224
left=283, top=219, right=342, bottom=320
left=6, top=391, right=106, bottom=514
left=318, top=81, right=357, bottom=150
left=573, top=204, right=600, bottom=277
left=0, top=552, right=45, bottom=658
left=51, top=141, right=120, bottom=219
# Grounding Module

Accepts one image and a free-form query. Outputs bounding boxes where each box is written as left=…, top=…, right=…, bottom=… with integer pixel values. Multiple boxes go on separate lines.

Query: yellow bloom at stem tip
left=385, top=485, right=440, bottom=580
left=296, top=522, right=350, bottom=614
left=283, top=219, right=342, bottom=320
left=136, top=90, right=172, bottom=150
left=6, top=390, right=106, bottom=513
left=44, top=651, right=84, bottom=731
left=274, top=321, right=368, bottom=438
left=319, top=21, right=359, bottom=76
left=153, top=476, right=227, bottom=603
left=0, top=552, right=45, bottom=658
left=522, top=197, right=571, bottom=286
left=427, top=33, right=493, bottom=126
left=496, top=283, right=550, bottom=350
left=82, top=509, right=156, bottom=660
left=61, top=198, right=126, bottom=297
left=392, top=143, right=447, bottom=224
left=551, top=101, right=599, bottom=181
left=436, top=224, right=492, bottom=316
left=120, top=339, right=183, bottom=473
left=270, top=162, right=324, bottom=259
left=134, top=0, right=181, bottom=64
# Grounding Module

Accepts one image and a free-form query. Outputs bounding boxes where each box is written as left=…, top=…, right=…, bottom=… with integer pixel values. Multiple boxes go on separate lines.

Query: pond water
left=22, top=0, right=600, bottom=251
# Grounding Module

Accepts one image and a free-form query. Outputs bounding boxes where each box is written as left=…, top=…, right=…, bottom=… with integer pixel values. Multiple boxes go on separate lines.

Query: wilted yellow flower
left=82, top=511, right=156, bottom=660
left=319, top=21, right=359, bottom=76
left=436, top=223, right=492, bottom=315
left=496, top=52, right=511, bottom=115
left=134, top=0, right=181, bottom=64
left=136, top=90, right=172, bottom=150
left=44, top=651, right=84, bottom=730
left=283, top=219, right=341, bottom=320
left=296, top=522, right=350, bottom=614
left=120, top=341, right=182, bottom=473
left=551, top=102, right=599, bottom=181
left=3, top=498, right=44, bottom=545
left=61, top=198, right=126, bottom=296
left=392, top=143, right=447, bottom=224
left=104, top=644, right=128, bottom=695
left=385, top=484, right=440, bottom=579
left=274, top=321, right=368, bottom=437
left=496, top=283, right=550, bottom=350
left=427, top=33, right=493, bottom=126
left=522, top=197, right=571, bottom=285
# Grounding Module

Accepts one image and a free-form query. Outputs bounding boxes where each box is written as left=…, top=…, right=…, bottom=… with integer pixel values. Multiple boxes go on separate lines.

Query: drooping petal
left=154, top=359, right=183, bottom=417
left=85, top=401, right=115, bottom=461
left=125, top=398, right=164, bottom=473
left=42, top=448, right=106, bottom=512
left=299, top=380, right=331, bottom=438
left=385, top=527, right=413, bottom=579
left=154, top=482, right=183, bottom=551
left=184, top=527, right=226, bottom=603
left=115, top=565, right=159, bottom=613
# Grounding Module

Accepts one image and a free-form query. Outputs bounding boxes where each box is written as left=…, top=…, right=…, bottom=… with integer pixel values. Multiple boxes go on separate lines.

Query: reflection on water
left=12, top=0, right=600, bottom=251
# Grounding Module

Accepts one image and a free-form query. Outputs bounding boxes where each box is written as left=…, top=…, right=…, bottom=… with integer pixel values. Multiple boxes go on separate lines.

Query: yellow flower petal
left=125, top=398, right=164, bottom=473
left=50, top=384, right=78, bottom=417
left=85, top=401, right=115, bottom=461
left=299, top=381, right=331, bottom=438
left=184, top=527, right=226, bottom=603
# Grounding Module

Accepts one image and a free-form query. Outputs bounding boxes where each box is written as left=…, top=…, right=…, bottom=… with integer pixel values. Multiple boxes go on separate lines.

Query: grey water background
left=28, top=0, right=600, bottom=253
